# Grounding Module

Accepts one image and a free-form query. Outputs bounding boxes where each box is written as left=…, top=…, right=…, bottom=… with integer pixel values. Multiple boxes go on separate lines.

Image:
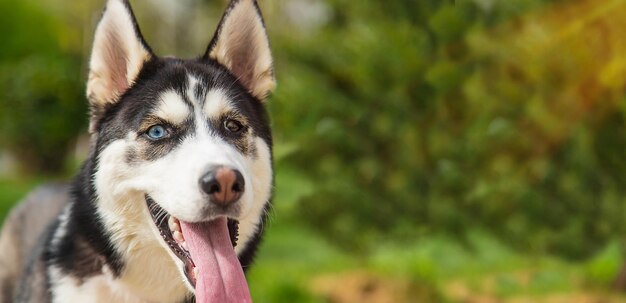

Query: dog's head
left=86, top=0, right=273, bottom=300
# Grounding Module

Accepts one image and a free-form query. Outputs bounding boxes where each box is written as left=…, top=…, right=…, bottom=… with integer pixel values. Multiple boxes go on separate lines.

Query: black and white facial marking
left=92, top=60, right=273, bottom=293
left=72, top=0, right=275, bottom=301
left=95, top=59, right=273, bottom=224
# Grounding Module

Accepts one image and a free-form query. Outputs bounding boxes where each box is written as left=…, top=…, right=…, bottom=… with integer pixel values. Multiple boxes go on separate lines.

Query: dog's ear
left=87, top=0, right=152, bottom=131
left=205, top=0, right=275, bottom=101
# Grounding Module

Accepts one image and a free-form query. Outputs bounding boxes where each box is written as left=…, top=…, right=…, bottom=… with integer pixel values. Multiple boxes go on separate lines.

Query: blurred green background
left=1, top=0, right=626, bottom=301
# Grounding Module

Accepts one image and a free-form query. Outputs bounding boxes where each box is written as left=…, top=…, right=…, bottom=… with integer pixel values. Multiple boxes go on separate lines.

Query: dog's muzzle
left=199, top=165, right=245, bottom=206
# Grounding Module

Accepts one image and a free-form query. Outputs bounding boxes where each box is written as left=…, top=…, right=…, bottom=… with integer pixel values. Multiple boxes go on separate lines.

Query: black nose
left=200, top=166, right=245, bottom=206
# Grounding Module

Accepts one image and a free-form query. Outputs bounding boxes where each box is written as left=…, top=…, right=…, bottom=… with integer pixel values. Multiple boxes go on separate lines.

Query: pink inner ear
left=228, top=36, right=257, bottom=92
left=103, top=31, right=130, bottom=99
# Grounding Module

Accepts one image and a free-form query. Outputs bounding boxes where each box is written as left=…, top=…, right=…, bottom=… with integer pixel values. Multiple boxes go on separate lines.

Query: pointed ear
left=205, top=0, right=275, bottom=101
left=87, top=0, right=152, bottom=127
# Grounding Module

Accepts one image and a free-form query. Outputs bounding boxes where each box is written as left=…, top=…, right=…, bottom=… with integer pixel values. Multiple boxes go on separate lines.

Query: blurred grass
left=0, top=177, right=39, bottom=222
left=251, top=159, right=626, bottom=302
left=248, top=214, right=626, bottom=302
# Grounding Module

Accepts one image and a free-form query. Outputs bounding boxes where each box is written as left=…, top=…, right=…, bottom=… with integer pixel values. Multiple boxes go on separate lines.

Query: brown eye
left=224, top=119, right=243, bottom=133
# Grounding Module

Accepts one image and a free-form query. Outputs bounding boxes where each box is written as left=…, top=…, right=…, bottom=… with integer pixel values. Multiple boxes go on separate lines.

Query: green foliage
left=585, top=241, right=623, bottom=287
left=266, top=0, right=626, bottom=259
left=246, top=197, right=351, bottom=302
left=0, top=0, right=86, bottom=173
left=0, top=177, right=40, bottom=221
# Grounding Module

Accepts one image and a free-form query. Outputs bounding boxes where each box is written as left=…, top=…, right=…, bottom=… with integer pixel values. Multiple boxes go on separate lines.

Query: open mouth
left=145, top=195, right=239, bottom=287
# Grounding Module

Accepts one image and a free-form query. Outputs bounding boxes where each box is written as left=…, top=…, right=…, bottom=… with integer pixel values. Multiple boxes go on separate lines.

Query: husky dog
left=0, top=0, right=275, bottom=301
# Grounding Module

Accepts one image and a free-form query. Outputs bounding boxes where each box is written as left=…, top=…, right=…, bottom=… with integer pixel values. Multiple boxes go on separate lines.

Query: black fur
left=44, top=158, right=124, bottom=280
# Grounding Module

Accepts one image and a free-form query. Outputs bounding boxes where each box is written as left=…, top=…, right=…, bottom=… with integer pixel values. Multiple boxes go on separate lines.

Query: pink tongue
left=180, top=218, right=252, bottom=303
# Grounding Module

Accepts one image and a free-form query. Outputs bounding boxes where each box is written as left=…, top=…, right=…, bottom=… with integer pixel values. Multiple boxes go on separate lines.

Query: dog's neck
left=45, top=169, right=191, bottom=303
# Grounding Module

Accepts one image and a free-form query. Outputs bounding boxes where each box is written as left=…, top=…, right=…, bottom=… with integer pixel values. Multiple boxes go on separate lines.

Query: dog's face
left=84, top=0, right=273, bottom=299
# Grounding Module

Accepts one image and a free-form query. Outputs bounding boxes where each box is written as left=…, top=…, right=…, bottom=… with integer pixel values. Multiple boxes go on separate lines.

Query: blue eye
left=147, top=125, right=168, bottom=140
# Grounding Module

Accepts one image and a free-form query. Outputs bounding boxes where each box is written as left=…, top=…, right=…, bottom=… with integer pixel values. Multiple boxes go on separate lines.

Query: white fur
left=93, top=137, right=189, bottom=302
left=128, top=135, right=254, bottom=221
left=203, top=89, right=234, bottom=119
left=49, top=205, right=71, bottom=249
left=50, top=266, right=152, bottom=303
left=236, top=137, right=273, bottom=252
left=156, top=90, right=191, bottom=125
